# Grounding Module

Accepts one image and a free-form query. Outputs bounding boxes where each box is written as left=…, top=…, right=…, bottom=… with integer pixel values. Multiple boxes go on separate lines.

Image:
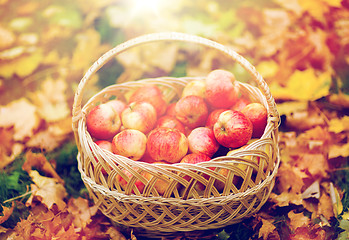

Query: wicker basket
left=72, top=32, right=280, bottom=233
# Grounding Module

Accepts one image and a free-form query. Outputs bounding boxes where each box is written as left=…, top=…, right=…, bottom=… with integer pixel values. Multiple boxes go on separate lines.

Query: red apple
left=205, top=108, right=228, bottom=129
left=112, top=129, right=147, bottom=161
left=175, top=95, right=208, bottom=129
left=94, top=140, right=113, bottom=175
left=187, top=127, right=219, bottom=157
left=241, top=103, right=268, bottom=138
left=121, top=101, right=157, bottom=134
left=106, top=99, right=127, bottom=115
left=143, top=163, right=170, bottom=196
left=147, top=127, right=188, bottom=163
left=166, top=102, right=177, bottom=117
left=116, top=168, right=146, bottom=194
left=86, top=103, right=121, bottom=140
left=129, top=85, right=167, bottom=117
left=205, top=69, right=238, bottom=108
left=180, top=153, right=212, bottom=192
left=230, top=98, right=251, bottom=112
left=213, top=110, right=252, bottom=148
left=182, top=80, right=206, bottom=98
left=156, top=115, right=185, bottom=134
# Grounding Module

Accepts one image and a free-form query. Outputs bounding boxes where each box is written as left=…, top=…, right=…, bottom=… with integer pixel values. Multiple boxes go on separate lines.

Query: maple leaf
left=67, top=197, right=98, bottom=229
left=0, top=98, right=39, bottom=141
left=0, top=202, right=14, bottom=224
left=289, top=224, right=326, bottom=240
left=269, top=68, right=332, bottom=101
left=0, top=49, right=43, bottom=78
left=22, top=151, right=64, bottom=183
left=29, top=77, right=70, bottom=123
left=26, top=170, right=67, bottom=210
left=288, top=210, right=310, bottom=231
left=258, top=218, right=277, bottom=240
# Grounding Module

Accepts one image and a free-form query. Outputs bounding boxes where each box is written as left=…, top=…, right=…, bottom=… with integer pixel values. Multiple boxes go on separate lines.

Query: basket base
left=113, top=217, right=254, bottom=240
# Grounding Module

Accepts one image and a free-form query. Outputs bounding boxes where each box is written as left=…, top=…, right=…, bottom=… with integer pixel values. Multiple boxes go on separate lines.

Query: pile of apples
left=86, top=69, right=268, bottom=195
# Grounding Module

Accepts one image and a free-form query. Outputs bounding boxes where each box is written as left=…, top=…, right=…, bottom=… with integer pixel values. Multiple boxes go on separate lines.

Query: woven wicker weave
left=72, top=32, right=280, bottom=233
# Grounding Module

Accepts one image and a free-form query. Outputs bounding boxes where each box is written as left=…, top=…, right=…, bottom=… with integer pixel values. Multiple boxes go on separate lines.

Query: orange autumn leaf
left=270, top=192, right=303, bottom=207
left=22, top=151, right=64, bottom=183
left=67, top=197, right=98, bottom=229
left=0, top=202, right=14, bottom=225
left=258, top=218, right=277, bottom=240
left=29, top=78, right=70, bottom=123
left=289, top=225, right=326, bottom=240
left=288, top=210, right=311, bottom=231
left=0, top=98, right=39, bottom=141
left=26, top=170, right=67, bottom=211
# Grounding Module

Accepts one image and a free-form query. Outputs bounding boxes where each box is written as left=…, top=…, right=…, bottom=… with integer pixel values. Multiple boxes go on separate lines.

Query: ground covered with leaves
left=0, top=0, right=349, bottom=239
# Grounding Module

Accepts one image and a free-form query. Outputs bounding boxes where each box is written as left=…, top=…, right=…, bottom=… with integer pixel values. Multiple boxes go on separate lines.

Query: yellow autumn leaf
left=329, top=143, right=349, bottom=159
left=0, top=49, right=43, bottom=78
left=298, top=0, right=331, bottom=21
left=26, top=170, right=67, bottom=211
left=259, top=218, right=276, bottom=240
left=288, top=210, right=310, bottom=231
left=29, top=77, right=70, bottom=122
left=0, top=98, right=39, bottom=141
left=328, top=116, right=349, bottom=134
left=269, top=68, right=331, bottom=101
left=256, top=60, right=279, bottom=79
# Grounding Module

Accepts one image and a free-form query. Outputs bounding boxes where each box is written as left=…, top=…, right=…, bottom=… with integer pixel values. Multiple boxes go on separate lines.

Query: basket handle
left=72, top=32, right=280, bottom=130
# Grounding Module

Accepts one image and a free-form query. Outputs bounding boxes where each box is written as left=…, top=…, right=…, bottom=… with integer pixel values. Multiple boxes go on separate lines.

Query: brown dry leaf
left=22, top=151, right=64, bottom=183
left=0, top=202, right=14, bottom=224
left=26, top=170, right=67, bottom=210
left=270, top=192, right=303, bottom=207
left=258, top=218, right=277, bottom=240
left=276, top=161, right=307, bottom=194
left=106, top=226, right=128, bottom=240
left=288, top=210, right=311, bottom=231
left=67, top=197, right=98, bottom=229
left=0, top=98, right=39, bottom=141
left=296, top=153, right=329, bottom=179
left=328, top=93, right=349, bottom=108
left=289, top=224, right=326, bottom=240
left=29, top=77, right=70, bottom=123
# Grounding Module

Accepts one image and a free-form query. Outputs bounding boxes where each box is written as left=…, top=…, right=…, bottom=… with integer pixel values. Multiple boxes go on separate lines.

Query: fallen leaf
left=0, top=202, right=14, bottom=224
left=289, top=224, right=326, bottom=240
left=288, top=210, right=310, bottom=231
left=328, top=116, right=349, bottom=134
left=29, top=77, right=70, bottom=122
left=0, top=26, right=15, bottom=50
left=270, top=192, right=303, bottom=207
left=329, top=142, right=349, bottom=159
left=259, top=218, right=277, bottom=240
left=269, top=69, right=332, bottom=101
left=22, top=151, right=64, bottom=183
left=0, top=98, right=39, bottom=141
left=26, top=170, right=67, bottom=210
left=67, top=197, right=98, bottom=229
left=302, top=180, right=320, bottom=200
left=0, top=49, right=43, bottom=78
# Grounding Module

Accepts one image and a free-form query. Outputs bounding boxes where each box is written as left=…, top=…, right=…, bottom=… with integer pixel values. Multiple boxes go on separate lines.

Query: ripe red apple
left=112, top=129, right=147, bottom=161
left=142, top=164, right=170, bottom=196
left=230, top=98, right=251, bottom=112
left=180, top=153, right=212, bottom=192
left=175, top=95, right=208, bottom=129
left=94, top=140, right=113, bottom=175
left=86, top=103, right=121, bottom=140
left=187, top=127, right=219, bottom=157
left=213, top=110, right=252, bottom=148
left=205, top=69, right=238, bottom=108
left=182, top=80, right=206, bottom=98
left=147, top=127, right=188, bottom=163
left=121, top=101, right=157, bottom=134
left=129, top=85, right=167, bottom=117
left=156, top=115, right=185, bottom=134
left=106, top=99, right=127, bottom=115
left=116, top=168, right=146, bottom=194
left=241, top=103, right=268, bottom=138
left=165, top=102, right=177, bottom=117
left=205, top=108, right=227, bottom=129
